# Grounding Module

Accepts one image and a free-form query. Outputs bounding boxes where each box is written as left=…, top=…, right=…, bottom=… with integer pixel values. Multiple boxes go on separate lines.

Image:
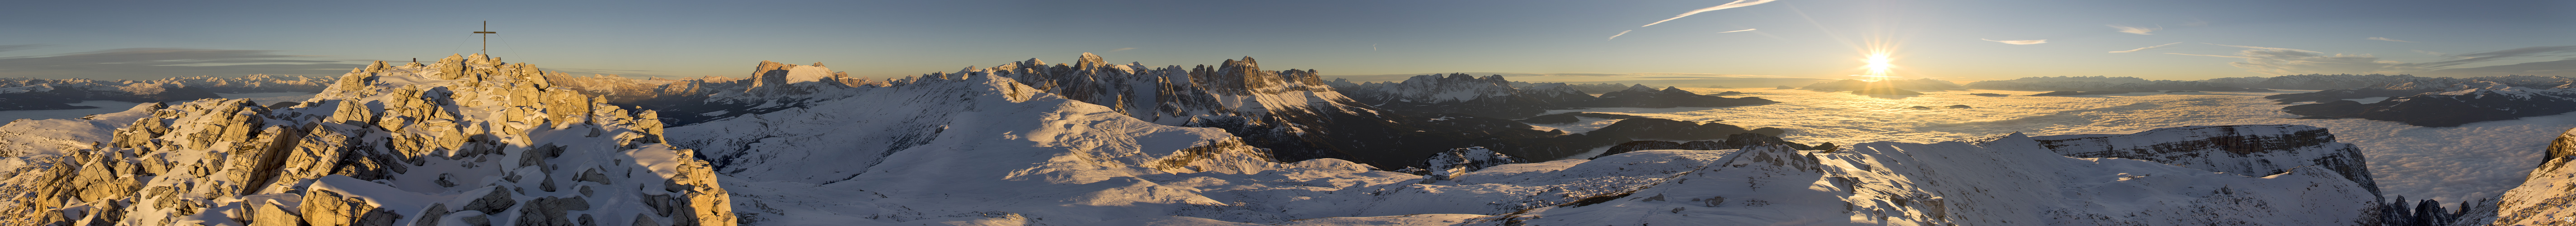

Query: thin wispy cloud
left=2109, top=42, right=2183, bottom=53
left=2167, top=43, right=2576, bottom=76
left=0, top=47, right=362, bottom=80
left=1608, top=30, right=1633, bottom=40
left=1108, top=47, right=1138, bottom=52
left=1718, top=28, right=1757, bottom=33
left=2109, top=25, right=2159, bottom=35
left=1981, top=39, right=2048, bottom=45
left=1640, top=0, right=1782, bottom=27
left=2367, top=37, right=2416, bottom=42
left=0, top=44, right=47, bottom=53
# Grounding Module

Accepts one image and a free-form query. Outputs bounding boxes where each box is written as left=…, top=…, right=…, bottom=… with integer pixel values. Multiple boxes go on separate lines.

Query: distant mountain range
left=0, top=74, right=335, bottom=110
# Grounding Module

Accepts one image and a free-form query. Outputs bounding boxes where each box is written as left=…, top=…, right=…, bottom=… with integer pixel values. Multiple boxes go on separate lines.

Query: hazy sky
left=2, top=0, right=2569, bottom=83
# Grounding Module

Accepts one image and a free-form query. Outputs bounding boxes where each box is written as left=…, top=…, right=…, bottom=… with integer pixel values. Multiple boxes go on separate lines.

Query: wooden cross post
left=474, top=21, right=498, bottom=55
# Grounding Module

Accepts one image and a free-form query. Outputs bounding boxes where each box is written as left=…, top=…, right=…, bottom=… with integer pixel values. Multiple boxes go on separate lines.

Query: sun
left=1857, top=52, right=1898, bottom=82
left=1866, top=53, right=1893, bottom=75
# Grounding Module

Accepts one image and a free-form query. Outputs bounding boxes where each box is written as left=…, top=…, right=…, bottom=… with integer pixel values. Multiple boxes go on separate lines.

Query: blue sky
left=2, top=0, right=2569, bottom=85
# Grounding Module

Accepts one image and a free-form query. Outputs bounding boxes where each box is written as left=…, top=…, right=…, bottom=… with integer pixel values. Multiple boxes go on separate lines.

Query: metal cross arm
left=474, top=21, right=498, bottom=55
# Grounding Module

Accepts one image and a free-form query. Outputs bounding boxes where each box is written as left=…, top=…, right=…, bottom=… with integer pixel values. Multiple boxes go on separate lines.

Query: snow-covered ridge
left=0, top=53, right=730, bottom=226
left=1489, top=132, right=2380, bottom=225
left=2021, top=124, right=2379, bottom=196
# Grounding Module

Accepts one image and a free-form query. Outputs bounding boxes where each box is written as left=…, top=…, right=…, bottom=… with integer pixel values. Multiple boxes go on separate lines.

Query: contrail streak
left=1719, top=28, right=1757, bottom=33
left=1609, top=30, right=1633, bottom=40
left=1641, top=0, right=1781, bottom=27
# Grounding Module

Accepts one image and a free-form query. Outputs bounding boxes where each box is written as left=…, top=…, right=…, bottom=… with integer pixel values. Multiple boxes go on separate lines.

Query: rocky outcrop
left=2019, top=125, right=2378, bottom=196
left=2491, top=128, right=2576, bottom=225
left=1419, top=147, right=1527, bottom=181
left=0, top=54, right=732, bottom=226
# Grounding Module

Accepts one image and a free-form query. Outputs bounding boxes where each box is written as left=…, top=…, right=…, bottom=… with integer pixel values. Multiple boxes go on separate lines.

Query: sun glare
left=1855, top=36, right=1900, bottom=82
left=1857, top=52, right=1898, bottom=82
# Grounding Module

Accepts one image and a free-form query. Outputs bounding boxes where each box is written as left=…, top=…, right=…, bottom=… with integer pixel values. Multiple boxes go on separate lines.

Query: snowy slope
left=2026, top=125, right=2378, bottom=196
left=0, top=54, right=731, bottom=226
left=2491, top=127, right=2576, bottom=225
left=1487, top=135, right=2379, bottom=226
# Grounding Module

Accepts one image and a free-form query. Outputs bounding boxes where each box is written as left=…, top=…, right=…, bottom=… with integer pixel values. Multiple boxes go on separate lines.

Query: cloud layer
left=1981, top=39, right=2048, bottom=45
left=0, top=44, right=46, bottom=53
left=2110, top=42, right=2183, bottom=53
left=2109, top=25, right=2159, bottom=35
left=0, top=47, right=363, bottom=80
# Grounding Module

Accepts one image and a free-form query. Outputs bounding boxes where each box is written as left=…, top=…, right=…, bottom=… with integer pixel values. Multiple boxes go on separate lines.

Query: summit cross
left=474, top=21, right=498, bottom=55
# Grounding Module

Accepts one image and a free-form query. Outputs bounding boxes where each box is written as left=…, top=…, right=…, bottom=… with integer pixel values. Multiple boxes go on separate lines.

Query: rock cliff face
left=2018, top=125, right=2378, bottom=196
left=2491, top=128, right=2576, bottom=225
left=0, top=54, right=731, bottom=226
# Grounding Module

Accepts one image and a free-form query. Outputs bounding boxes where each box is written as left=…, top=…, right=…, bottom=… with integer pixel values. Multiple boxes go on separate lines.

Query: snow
left=1497, top=140, right=2376, bottom=225
left=0, top=101, right=143, bottom=127
left=1542, top=88, right=2574, bottom=202
left=782, top=64, right=837, bottom=84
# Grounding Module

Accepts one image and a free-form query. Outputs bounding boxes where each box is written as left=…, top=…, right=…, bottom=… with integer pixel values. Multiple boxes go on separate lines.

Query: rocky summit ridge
left=0, top=53, right=731, bottom=226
